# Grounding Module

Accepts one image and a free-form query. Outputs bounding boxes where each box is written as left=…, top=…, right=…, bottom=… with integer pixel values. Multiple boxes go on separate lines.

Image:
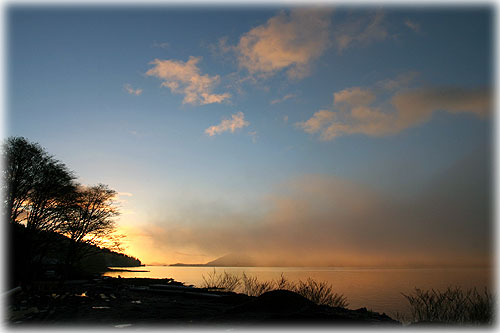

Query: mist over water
left=137, top=145, right=491, bottom=267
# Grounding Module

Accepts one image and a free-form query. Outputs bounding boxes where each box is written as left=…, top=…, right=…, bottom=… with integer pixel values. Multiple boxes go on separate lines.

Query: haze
left=7, top=6, right=492, bottom=267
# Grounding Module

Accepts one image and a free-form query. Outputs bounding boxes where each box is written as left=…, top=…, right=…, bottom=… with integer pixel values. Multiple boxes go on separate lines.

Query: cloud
left=212, top=10, right=396, bottom=84
left=114, top=192, right=134, bottom=205
left=333, top=11, right=389, bottom=52
left=270, top=93, right=296, bottom=105
left=375, top=71, right=419, bottom=91
left=333, top=87, right=376, bottom=107
left=124, top=84, right=143, bottom=96
left=235, top=9, right=332, bottom=79
left=248, top=131, right=258, bottom=143
left=146, top=56, right=231, bottom=105
left=205, top=111, right=249, bottom=136
left=404, top=19, right=421, bottom=33
left=138, top=146, right=491, bottom=267
left=298, top=110, right=336, bottom=134
left=392, top=87, right=490, bottom=130
left=152, top=41, right=170, bottom=49
left=297, top=73, right=491, bottom=140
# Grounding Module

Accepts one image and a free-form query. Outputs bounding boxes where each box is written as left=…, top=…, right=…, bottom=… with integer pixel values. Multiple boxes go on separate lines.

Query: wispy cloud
left=146, top=56, right=231, bottom=105
left=248, top=130, right=258, bottom=143
left=404, top=19, right=421, bottom=33
left=124, top=84, right=143, bottom=96
left=152, top=41, right=170, bottom=49
left=205, top=111, right=249, bottom=136
left=297, top=73, right=491, bottom=140
left=115, top=191, right=134, bottom=205
left=270, top=93, right=296, bottom=105
left=333, top=11, right=389, bottom=53
left=235, top=9, right=332, bottom=79
left=375, top=71, right=419, bottom=90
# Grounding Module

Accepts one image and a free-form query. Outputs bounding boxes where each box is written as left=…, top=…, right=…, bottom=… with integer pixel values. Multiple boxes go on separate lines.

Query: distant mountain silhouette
left=170, top=253, right=256, bottom=267
left=205, top=253, right=257, bottom=267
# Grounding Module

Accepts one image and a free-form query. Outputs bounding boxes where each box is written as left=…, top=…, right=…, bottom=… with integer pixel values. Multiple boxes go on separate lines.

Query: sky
left=6, top=5, right=493, bottom=266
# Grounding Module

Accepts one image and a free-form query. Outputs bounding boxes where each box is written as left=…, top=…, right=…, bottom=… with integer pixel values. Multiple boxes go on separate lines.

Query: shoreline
left=106, top=267, right=150, bottom=273
left=7, top=276, right=400, bottom=327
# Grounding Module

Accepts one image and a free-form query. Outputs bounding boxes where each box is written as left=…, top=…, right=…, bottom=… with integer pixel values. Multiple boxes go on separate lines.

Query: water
left=103, top=266, right=492, bottom=316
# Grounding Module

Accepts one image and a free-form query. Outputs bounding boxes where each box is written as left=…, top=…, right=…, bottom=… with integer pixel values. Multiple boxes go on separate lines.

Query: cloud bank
left=146, top=56, right=231, bottom=105
left=135, top=146, right=490, bottom=267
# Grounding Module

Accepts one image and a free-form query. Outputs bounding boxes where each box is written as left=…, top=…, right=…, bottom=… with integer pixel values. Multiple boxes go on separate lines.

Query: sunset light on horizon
left=7, top=5, right=492, bottom=268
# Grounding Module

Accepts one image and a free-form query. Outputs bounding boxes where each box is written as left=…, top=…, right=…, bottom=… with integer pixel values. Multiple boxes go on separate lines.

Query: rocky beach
left=7, top=277, right=400, bottom=328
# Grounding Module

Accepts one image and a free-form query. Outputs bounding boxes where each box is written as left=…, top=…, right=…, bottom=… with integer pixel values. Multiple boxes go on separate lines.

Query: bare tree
left=3, top=137, right=45, bottom=224
left=3, top=137, right=77, bottom=283
left=3, top=137, right=76, bottom=230
left=59, top=184, right=121, bottom=271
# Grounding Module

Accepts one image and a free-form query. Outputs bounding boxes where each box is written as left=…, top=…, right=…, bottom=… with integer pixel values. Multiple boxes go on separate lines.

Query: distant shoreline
left=106, top=267, right=150, bottom=273
left=165, top=264, right=492, bottom=269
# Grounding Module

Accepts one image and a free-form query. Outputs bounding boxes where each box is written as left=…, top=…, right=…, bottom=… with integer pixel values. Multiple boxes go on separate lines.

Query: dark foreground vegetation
left=3, top=137, right=142, bottom=288
left=201, top=270, right=348, bottom=307
left=200, top=270, right=494, bottom=326
left=6, top=276, right=398, bottom=327
left=397, top=287, right=494, bottom=325
left=7, top=274, right=494, bottom=327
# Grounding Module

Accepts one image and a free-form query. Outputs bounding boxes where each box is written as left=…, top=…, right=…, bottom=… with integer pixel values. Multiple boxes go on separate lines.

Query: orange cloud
left=297, top=110, right=336, bottom=134
left=146, top=56, right=231, bottom=105
left=333, top=87, right=376, bottom=107
left=236, top=9, right=332, bottom=79
left=392, top=87, right=490, bottom=130
left=297, top=73, right=491, bottom=140
left=205, top=111, right=249, bottom=136
left=270, top=93, right=296, bottom=105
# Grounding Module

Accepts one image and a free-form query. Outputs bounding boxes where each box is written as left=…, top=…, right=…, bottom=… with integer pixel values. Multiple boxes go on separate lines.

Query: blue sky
left=7, top=6, right=492, bottom=265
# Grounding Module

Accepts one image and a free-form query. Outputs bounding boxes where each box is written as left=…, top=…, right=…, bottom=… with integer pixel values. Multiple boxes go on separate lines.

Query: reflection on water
left=103, top=266, right=492, bottom=316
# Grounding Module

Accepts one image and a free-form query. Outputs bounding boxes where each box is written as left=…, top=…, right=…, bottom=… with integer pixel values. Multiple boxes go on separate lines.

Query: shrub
left=200, top=269, right=241, bottom=292
left=402, top=287, right=493, bottom=325
left=199, top=270, right=348, bottom=309
left=295, top=277, right=348, bottom=308
left=274, top=273, right=294, bottom=290
left=241, top=272, right=275, bottom=296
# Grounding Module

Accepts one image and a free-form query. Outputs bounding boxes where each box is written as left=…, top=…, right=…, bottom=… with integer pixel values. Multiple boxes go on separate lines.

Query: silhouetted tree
left=2, top=137, right=77, bottom=284
left=3, top=137, right=76, bottom=229
left=3, top=137, right=128, bottom=284
left=59, top=184, right=121, bottom=276
left=3, top=137, right=46, bottom=224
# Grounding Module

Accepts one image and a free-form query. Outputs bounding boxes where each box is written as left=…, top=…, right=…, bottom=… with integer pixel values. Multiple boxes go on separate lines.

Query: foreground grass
left=200, top=270, right=348, bottom=308
left=201, top=270, right=494, bottom=325
left=399, top=287, right=494, bottom=325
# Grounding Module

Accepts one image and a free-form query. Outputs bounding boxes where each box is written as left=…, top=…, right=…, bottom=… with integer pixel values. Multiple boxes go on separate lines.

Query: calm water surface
left=104, top=266, right=492, bottom=316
